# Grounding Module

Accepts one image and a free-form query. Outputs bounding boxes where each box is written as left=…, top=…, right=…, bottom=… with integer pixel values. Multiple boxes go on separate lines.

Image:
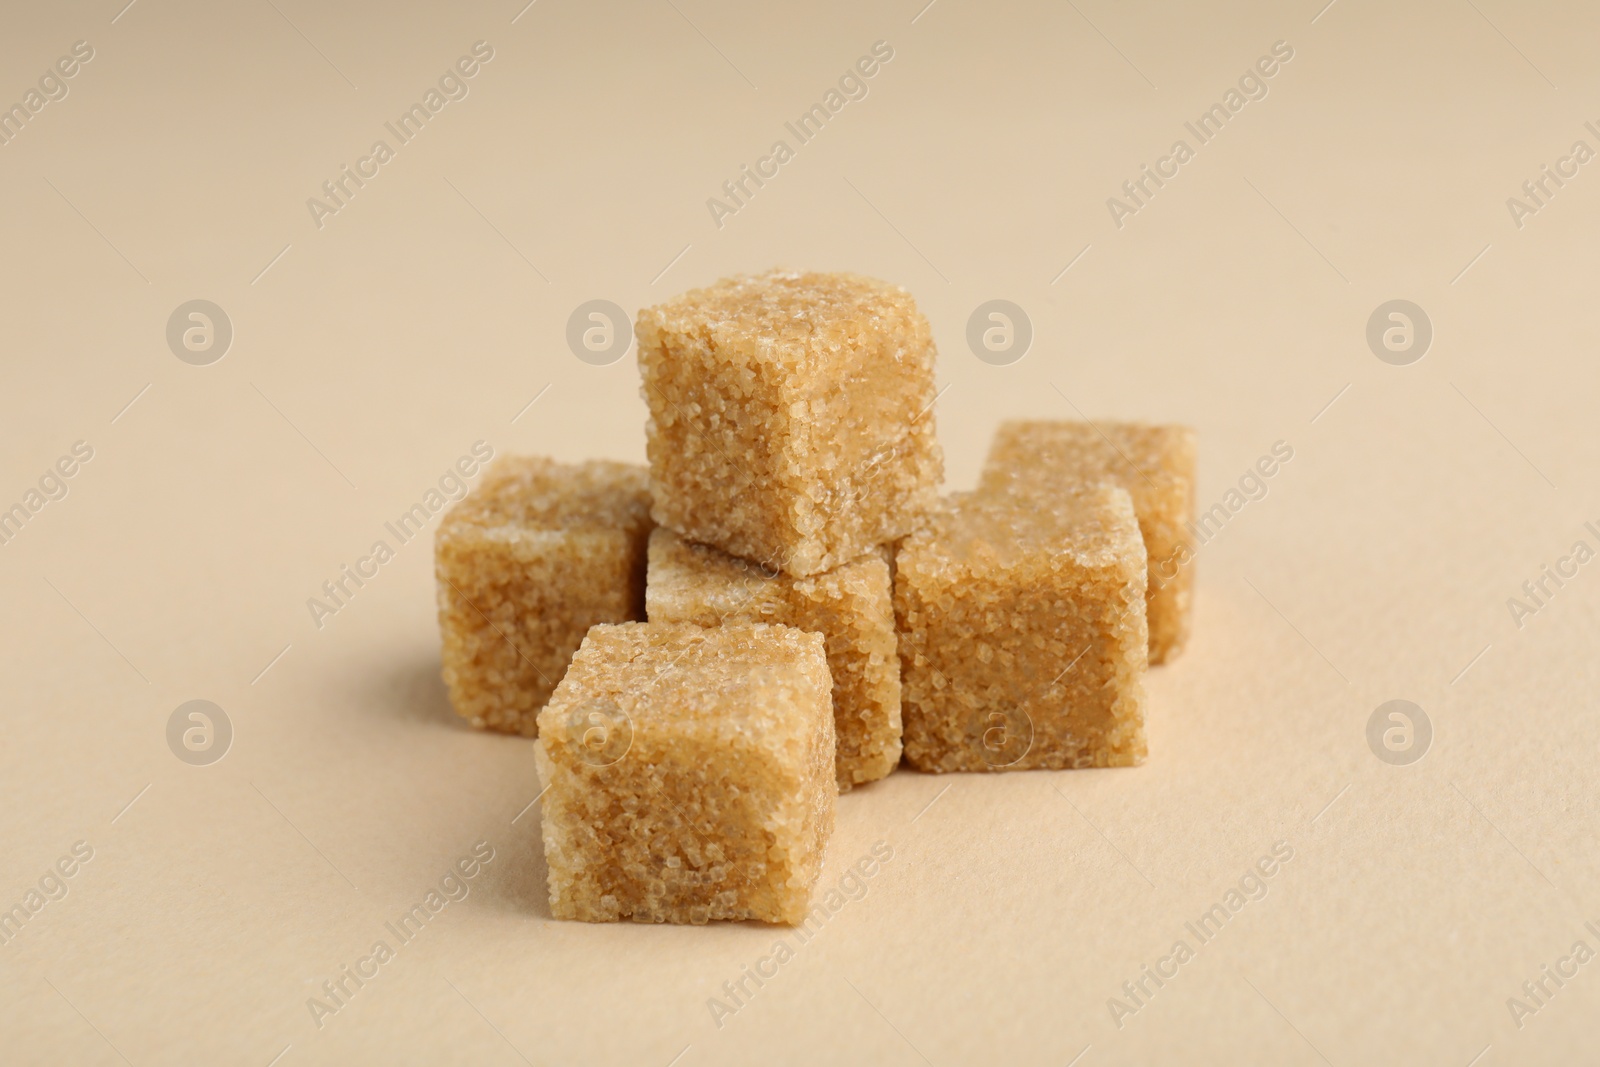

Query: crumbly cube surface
left=637, top=270, right=943, bottom=578
left=435, top=456, right=653, bottom=736
left=645, top=528, right=901, bottom=790
left=895, top=487, right=1149, bottom=772
left=979, top=421, right=1195, bottom=664
left=534, top=622, right=836, bottom=925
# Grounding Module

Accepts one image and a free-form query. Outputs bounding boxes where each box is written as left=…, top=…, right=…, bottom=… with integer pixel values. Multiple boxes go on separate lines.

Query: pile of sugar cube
left=434, top=270, right=1195, bottom=925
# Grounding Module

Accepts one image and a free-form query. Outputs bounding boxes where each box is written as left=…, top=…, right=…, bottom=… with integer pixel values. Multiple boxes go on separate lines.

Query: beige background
left=3, top=0, right=1598, bottom=1063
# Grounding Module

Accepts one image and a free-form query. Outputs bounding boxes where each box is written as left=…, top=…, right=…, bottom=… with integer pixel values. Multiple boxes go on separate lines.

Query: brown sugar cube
left=645, top=528, right=901, bottom=790
left=435, top=456, right=652, bottom=737
left=534, top=621, right=836, bottom=925
left=636, top=270, right=943, bottom=578
left=895, top=486, right=1149, bottom=773
left=979, top=420, right=1196, bottom=664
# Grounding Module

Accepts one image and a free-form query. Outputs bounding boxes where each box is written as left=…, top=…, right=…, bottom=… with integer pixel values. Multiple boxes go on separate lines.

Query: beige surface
left=2, top=0, right=1597, bottom=1063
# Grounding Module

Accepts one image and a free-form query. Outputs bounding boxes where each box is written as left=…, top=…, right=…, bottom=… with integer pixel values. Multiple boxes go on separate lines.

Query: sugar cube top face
left=979, top=420, right=1196, bottom=664
left=645, top=528, right=902, bottom=790
left=895, top=486, right=1149, bottom=773
left=441, top=456, right=654, bottom=534
left=637, top=270, right=943, bottom=578
left=435, top=456, right=653, bottom=737
left=534, top=622, right=836, bottom=925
